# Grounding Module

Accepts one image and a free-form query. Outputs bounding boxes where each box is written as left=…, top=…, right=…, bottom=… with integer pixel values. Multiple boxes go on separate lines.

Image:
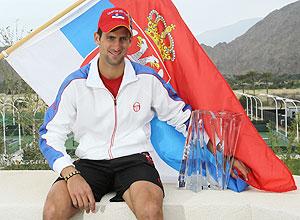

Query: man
left=40, top=7, right=191, bottom=220
left=40, top=7, right=249, bottom=220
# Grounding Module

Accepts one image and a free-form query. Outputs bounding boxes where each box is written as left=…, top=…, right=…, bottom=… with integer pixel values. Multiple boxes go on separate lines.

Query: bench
left=0, top=170, right=299, bottom=219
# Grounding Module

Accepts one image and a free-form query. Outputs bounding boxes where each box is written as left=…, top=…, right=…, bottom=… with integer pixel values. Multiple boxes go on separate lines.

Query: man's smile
left=109, top=50, right=122, bottom=57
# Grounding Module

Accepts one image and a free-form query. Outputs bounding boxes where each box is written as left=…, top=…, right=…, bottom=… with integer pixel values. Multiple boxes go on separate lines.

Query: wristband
left=63, top=170, right=81, bottom=181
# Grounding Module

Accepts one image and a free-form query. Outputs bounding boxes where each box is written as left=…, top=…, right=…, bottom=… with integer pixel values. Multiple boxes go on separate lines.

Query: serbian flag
left=3, top=0, right=296, bottom=192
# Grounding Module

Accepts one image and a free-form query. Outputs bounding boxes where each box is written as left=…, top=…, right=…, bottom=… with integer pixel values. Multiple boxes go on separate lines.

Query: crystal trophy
left=178, top=110, right=243, bottom=192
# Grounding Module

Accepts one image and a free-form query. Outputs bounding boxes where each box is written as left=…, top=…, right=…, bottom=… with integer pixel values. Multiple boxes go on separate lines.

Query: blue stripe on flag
left=150, top=117, right=185, bottom=170
left=61, top=0, right=114, bottom=58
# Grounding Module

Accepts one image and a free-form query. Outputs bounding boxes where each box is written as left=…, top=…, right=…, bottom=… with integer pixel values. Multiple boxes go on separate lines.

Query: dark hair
left=97, top=28, right=103, bottom=37
left=97, top=27, right=132, bottom=38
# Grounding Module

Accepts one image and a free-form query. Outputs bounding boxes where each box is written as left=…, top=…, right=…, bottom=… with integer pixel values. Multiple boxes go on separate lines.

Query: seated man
left=39, top=7, right=249, bottom=220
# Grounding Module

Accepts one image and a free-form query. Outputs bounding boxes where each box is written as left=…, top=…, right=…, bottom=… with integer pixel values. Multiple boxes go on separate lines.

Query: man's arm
left=150, top=74, right=250, bottom=181
left=150, top=74, right=191, bottom=135
left=61, top=166, right=96, bottom=213
left=39, top=82, right=76, bottom=174
left=39, top=81, right=95, bottom=213
left=207, top=141, right=250, bottom=181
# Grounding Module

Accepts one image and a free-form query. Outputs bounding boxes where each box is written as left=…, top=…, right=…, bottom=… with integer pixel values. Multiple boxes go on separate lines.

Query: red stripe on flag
left=110, top=0, right=296, bottom=192
left=81, top=48, right=99, bottom=67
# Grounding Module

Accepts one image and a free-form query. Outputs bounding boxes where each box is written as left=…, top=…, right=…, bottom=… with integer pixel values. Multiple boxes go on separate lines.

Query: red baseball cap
left=98, top=7, right=132, bottom=35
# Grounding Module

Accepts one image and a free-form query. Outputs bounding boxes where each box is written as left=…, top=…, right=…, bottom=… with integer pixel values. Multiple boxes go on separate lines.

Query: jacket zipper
left=108, top=97, right=117, bottom=159
left=106, top=82, right=131, bottom=159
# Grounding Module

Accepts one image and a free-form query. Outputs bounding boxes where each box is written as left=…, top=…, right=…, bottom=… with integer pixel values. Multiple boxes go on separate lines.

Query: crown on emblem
left=145, top=10, right=176, bottom=62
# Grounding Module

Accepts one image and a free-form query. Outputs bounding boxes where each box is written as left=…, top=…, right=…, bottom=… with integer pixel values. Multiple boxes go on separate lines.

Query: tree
left=235, top=74, right=250, bottom=93
left=0, top=23, right=48, bottom=169
left=261, top=72, right=272, bottom=94
left=245, top=70, right=260, bottom=95
left=0, top=22, right=32, bottom=95
left=0, top=20, right=28, bottom=47
left=266, top=115, right=300, bottom=175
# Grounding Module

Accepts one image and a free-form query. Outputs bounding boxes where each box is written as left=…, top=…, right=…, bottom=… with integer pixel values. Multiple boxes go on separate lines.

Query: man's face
left=95, top=27, right=131, bottom=67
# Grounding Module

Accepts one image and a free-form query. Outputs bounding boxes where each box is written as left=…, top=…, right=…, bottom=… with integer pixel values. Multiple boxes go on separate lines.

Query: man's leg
left=122, top=180, right=163, bottom=220
left=43, top=180, right=80, bottom=220
left=43, top=159, right=114, bottom=220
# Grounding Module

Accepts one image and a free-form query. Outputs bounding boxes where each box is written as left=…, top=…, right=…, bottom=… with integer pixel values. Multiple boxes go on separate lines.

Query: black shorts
left=54, top=152, right=164, bottom=202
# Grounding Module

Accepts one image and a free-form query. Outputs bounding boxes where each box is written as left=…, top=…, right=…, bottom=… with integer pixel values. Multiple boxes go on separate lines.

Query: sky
left=0, top=0, right=298, bottom=36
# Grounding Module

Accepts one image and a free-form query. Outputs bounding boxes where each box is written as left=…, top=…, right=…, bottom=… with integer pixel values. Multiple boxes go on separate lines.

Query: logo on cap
left=112, top=14, right=125, bottom=19
left=98, top=8, right=132, bottom=35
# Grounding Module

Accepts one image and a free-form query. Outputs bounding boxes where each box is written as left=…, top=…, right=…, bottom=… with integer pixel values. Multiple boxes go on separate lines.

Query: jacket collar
left=86, top=56, right=138, bottom=89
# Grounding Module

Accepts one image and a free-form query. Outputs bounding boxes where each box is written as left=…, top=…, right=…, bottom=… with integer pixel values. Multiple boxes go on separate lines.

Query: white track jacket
left=39, top=58, right=191, bottom=174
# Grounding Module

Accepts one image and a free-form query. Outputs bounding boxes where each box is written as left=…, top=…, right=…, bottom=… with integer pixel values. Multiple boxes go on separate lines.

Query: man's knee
left=125, top=181, right=164, bottom=219
left=43, top=200, right=78, bottom=220
left=136, top=200, right=163, bottom=220
left=43, top=181, right=78, bottom=220
left=43, top=201, right=61, bottom=220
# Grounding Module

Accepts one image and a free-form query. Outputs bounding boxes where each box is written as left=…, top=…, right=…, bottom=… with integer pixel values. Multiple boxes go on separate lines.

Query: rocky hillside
left=202, top=1, right=300, bottom=76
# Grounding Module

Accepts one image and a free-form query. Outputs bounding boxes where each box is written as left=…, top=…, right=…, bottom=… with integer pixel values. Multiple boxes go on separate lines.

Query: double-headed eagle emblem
left=128, top=10, right=176, bottom=80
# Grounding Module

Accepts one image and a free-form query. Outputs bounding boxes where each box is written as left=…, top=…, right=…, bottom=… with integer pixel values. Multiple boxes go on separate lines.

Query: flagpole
left=0, top=0, right=88, bottom=60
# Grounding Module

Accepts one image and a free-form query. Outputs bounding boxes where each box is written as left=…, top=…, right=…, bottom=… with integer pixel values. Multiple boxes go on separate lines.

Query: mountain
left=202, top=1, right=300, bottom=76
left=197, top=18, right=261, bottom=47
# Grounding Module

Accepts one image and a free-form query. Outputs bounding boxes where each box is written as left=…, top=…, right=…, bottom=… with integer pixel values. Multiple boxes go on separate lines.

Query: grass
left=285, top=159, right=300, bottom=175
left=235, top=88, right=300, bottom=95
left=2, top=163, right=50, bottom=170
left=1, top=135, right=78, bottom=155
left=234, top=88, right=300, bottom=101
left=259, top=131, right=299, bottom=175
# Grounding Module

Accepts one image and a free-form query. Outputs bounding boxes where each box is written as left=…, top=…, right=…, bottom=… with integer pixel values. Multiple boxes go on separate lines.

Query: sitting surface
left=0, top=170, right=299, bottom=220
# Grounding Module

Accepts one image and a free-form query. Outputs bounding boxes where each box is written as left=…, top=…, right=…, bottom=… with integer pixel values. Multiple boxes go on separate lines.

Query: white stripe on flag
left=7, top=30, right=83, bottom=105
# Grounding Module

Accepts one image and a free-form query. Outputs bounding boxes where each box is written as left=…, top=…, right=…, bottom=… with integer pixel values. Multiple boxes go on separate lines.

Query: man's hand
left=67, top=175, right=96, bottom=213
left=231, top=159, right=251, bottom=181
left=207, top=141, right=251, bottom=181
left=61, top=166, right=96, bottom=213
